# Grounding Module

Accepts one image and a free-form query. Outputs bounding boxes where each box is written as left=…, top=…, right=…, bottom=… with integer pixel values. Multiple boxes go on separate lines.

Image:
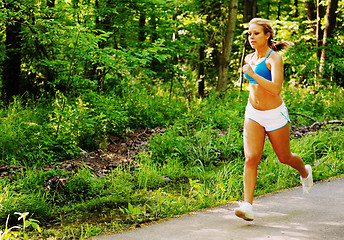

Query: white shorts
left=245, top=101, right=290, bottom=132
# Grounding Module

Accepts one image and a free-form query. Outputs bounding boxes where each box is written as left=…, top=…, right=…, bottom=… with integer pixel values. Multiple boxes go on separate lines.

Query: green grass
left=1, top=85, right=344, bottom=239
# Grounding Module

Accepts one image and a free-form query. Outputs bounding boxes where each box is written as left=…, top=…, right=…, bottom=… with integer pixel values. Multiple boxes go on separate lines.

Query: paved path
left=93, top=177, right=344, bottom=240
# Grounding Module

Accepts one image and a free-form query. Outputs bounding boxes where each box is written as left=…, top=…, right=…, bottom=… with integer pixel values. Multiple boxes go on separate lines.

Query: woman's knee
left=245, top=154, right=261, bottom=168
left=278, top=153, right=295, bottom=165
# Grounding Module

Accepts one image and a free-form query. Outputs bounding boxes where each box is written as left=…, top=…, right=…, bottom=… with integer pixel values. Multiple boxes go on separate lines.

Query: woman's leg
left=266, top=123, right=308, bottom=178
left=243, top=119, right=266, bottom=204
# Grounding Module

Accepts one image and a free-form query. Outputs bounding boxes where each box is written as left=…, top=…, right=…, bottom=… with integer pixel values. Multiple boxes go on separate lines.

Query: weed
left=0, top=212, right=41, bottom=240
left=134, top=152, right=166, bottom=189
left=119, top=203, right=145, bottom=222
left=79, top=223, right=103, bottom=239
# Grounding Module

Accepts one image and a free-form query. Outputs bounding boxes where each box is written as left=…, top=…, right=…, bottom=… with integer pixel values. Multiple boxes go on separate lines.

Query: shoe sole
left=235, top=209, right=254, bottom=221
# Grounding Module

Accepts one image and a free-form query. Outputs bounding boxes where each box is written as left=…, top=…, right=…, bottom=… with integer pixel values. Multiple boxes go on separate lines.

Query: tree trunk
left=316, top=0, right=325, bottom=58
left=86, top=0, right=101, bottom=82
left=198, top=45, right=205, bottom=97
left=277, top=1, right=281, bottom=20
left=243, top=0, right=257, bottom=23
left=216, top=0, right=238, bottom=92
left=92, top=0, right=115, bottom=90
left=323, top=0, right=338, bottom=39
left=293, top=0, right=299, bottom=18
left=243, top=0, right=257, bottom=69
left=150, top=13, right=158, bottom=43
left=304, top=0, right=316, bottom=34
left=319, top=0, right=338, bottom=75
left=138, top=12, right=146, bottom=43
left=267, top=2, right=271, bottom=19
left=2, top=2, right=22, bottom=102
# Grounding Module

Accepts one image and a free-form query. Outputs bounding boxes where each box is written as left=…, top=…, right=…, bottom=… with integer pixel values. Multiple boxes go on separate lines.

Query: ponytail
left=269, top=39, right=293, bottom=52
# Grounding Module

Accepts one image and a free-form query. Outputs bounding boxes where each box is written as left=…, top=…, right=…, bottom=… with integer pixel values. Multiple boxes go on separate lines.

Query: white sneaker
left=235, top=202, right=254, bottom=221
left=301, top=164, right=313, bottom=193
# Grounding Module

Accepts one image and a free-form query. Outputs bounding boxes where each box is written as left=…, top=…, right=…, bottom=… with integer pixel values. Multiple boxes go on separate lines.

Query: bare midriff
left=249, top=83, right=283, bottom=111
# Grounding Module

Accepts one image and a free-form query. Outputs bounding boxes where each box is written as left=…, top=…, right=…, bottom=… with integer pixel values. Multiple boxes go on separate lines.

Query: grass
left=0, top=85, right=344, bottom=239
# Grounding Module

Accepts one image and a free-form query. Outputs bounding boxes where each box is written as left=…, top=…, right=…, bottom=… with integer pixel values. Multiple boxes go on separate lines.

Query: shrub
left=124, top=86, right=187, bottom=129
left=0, top=188, right=51, bottom=224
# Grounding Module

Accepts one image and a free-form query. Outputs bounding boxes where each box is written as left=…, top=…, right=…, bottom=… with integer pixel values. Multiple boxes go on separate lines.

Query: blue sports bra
left=244, top=50, right=273, bottom=84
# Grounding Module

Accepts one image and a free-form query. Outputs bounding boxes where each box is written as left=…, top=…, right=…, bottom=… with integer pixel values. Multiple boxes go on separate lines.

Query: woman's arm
left=244, top=53, right=254, bottom=64
left=243, top=52, right=284, bottom=96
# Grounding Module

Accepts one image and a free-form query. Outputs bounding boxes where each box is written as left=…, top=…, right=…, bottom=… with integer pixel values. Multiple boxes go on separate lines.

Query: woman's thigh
left=243, top=119, right=266, bottom=166
left=266, top=123, right=292, bottom=162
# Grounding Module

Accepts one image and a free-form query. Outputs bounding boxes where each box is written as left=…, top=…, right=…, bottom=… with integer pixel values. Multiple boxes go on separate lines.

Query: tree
left=315, top=0, right=326, bottom=58
left=217, top=0, right=238, bottom=92
left=195, top=0, right=222, bottom=97
left=243, top=0, right=257, bottom=22
left=2, top=0, right=22, bottom=102
left=198, top=45, right=206, bottom=97
left=242, top=0, right=257, bottom=74
left=293, top=0, right=299, bottom=17
left=319, top=0, right=338, bottom=75
left=304, top=0, right=316, bottom=33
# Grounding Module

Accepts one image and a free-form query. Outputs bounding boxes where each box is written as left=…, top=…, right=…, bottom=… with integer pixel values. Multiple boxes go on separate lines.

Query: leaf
left=15, top=212, right=29, bottom=221
left=27, top=219, right=42, bottom=233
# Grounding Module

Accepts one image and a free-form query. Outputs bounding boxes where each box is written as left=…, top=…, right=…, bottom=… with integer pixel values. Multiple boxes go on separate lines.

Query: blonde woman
left=234, top=18, right=313, bottom=221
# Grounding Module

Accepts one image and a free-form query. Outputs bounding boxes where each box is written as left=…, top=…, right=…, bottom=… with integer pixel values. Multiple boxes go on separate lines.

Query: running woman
left=234, top=18, right=313, bottom=221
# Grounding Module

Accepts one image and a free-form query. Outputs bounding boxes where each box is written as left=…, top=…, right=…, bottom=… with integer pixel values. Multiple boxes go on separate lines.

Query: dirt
left=53, top=127, right=166, bottom=176
left=0, top=127, right=166, bottom=178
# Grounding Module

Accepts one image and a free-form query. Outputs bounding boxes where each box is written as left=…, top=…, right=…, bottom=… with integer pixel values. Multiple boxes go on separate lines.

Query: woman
left=234, top=18, right=313, bottom=221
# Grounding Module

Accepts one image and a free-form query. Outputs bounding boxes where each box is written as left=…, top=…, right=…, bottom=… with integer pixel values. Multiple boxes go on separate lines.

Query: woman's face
left=248, top=23, right=270, bottom=49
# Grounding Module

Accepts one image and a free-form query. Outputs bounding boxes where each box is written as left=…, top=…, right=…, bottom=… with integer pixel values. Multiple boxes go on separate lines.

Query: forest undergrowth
left=0, top=85, right=344, bottom=239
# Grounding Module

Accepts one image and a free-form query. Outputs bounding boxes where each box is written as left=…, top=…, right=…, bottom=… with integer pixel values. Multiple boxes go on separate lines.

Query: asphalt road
left=93, top=176, right=344, bottom=240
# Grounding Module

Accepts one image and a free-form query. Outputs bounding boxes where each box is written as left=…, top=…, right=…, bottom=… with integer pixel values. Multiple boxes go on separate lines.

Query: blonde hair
left=249, top=18, right=292, bottom=51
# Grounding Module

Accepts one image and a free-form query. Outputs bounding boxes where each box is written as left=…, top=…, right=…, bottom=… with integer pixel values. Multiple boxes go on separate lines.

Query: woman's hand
left=242, top=64, right=254, bottom=77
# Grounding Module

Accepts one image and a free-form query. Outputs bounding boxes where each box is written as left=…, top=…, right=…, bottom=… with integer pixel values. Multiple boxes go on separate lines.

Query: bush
left=148, top=91, right=246, bottom=166
left=124, top=86, right=187, bottom=129
left=0, top=91, right=130, bottom=165
left=0, top=188, right=51, bottom=224
left=0, top=98, right=51, bottom=166
left=283, top=86, right=344, bottom=123
left=134, top=152, right=166, bottom=189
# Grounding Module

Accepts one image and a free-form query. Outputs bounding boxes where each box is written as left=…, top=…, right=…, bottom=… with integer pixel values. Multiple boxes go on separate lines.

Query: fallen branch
left=289, top=112, right=317, bottom=122
left=290, top=113, right=344, bottom=139
left=310, top=120, right=344, bottom=129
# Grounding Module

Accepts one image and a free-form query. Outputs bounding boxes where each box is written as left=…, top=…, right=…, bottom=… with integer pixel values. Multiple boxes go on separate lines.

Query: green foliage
left=283, top=86, right=344, bottom=121
left=54, top=166, right=136, bottom=206
left=123, top=86, right=187, bottom=129
left=0, top=188, right=50, bottom=225
left=62, top=168, right=97, bottom=203
left=0, top=98, right=50, bottom=165
left=49, top=92, right=107, bottom=152
left=78, top=92, right=130, bottom=143
left=0, top=0, right=343, bottom=100
left=134, top=152, right=166, bottom=189
left=147, top=91, right=245, bottom=166
left=119, top=202, right=145, bottom=222
left=1, top=86, right=343, bottom=238
left=0, top=212, right=41, bottom=240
